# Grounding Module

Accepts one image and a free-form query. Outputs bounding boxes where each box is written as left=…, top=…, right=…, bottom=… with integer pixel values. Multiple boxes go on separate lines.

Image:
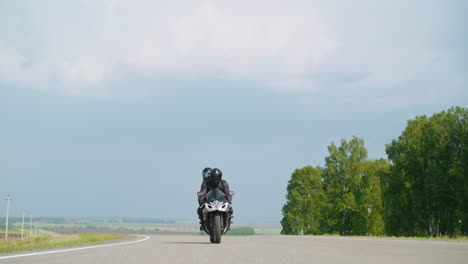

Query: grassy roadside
left=300, top=234, right=468, bottom=242
left=381, top=235, right=468, bottom=242
left=0, top=229, right=27, bottom=235
left=0, top=233, right=124, bottom=253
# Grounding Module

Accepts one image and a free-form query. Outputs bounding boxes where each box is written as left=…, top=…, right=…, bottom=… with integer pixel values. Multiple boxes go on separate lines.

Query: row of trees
left=281, top=107, right=467, bottom=237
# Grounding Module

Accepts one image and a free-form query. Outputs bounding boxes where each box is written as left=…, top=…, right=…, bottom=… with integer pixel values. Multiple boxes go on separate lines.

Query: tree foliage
left=281, top=166, right=325, bottom=235
left=385, top=107, right=468, bottom=237
left=281, top=107, right=467, bottom=237
left=282, top=137, right=387, bottom=236
left=321, top=137, right=387, bottom=235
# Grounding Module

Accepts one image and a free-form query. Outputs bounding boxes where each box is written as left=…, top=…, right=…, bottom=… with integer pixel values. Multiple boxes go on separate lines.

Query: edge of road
left=0, top=234, right=151, bottom=260
left=278, top=235, right=468, bottom=245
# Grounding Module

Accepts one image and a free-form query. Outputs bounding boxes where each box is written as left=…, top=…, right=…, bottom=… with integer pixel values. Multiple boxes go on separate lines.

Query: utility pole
left=29, top=214, right=33, bottom=236
left=4, top=194, right=12, bottom=240
left=21, top=209, right=27, bottom=239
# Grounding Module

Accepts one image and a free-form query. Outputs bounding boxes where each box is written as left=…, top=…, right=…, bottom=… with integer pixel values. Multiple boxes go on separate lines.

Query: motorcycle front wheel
left=212, top=212, right=222, bottom=244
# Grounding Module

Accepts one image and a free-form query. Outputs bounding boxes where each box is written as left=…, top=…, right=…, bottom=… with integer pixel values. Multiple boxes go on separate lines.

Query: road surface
left=1, top=234, right=467, bottom=264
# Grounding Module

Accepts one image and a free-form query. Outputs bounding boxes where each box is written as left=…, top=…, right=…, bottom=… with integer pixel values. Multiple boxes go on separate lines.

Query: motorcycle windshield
left=207, top=188, right=227, bottom=202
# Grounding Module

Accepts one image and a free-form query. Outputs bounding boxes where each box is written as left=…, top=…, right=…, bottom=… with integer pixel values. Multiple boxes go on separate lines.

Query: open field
left=16, top=221, right=467, bottom=240
left=25, top=221, right=276, bottom=236
left=8, top=221, right=467, bottom=241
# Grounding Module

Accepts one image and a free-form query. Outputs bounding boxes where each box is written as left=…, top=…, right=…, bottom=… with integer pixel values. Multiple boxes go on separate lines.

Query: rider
left=197, top=167, right=212, bottom=228
left=198, top=167, right=212, bottom=206
left=197, top=168, right=232, bottom=229
left=205, top=168, right=232, bottom=203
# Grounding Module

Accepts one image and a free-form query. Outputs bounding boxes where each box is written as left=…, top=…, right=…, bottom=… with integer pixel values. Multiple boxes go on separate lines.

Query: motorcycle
left=197, top=188, right=235, bottom=244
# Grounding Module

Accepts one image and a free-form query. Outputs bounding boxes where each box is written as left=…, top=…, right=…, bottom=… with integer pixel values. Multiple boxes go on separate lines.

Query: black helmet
left=210, top=168, right=222, bottom=185
left=202, top=167, right=211, bottom=180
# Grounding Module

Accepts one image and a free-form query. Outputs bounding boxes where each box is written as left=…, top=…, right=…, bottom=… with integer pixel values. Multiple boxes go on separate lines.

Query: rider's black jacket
left=198, top=179, right=231, bottom=205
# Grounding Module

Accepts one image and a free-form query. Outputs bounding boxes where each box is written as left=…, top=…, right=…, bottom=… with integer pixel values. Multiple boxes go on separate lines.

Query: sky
left=1, top=0, right=467, bottom=224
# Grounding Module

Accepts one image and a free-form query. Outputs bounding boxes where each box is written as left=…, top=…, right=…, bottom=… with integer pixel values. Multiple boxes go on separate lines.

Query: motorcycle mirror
left=229, top=191, right=235, bottom=196
left=197, top=192, right=204, bottom=196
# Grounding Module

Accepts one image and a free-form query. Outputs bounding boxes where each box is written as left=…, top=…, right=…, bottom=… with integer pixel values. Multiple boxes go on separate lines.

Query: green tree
left=281, top=166, right=325, bottom=235
left=385, top=107, right=468, bottom=237
left=322, top=137, right=368, bottom=235
left=462, top=109, right=468, bottom=235
left=359, top=159, right=389, bottom=236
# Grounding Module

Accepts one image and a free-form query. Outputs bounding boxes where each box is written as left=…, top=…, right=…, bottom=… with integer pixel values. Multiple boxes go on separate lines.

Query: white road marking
left=0, top=234, right=151, bottom=260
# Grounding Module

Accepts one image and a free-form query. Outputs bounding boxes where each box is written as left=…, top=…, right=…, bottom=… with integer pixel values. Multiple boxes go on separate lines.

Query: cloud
left=128, top=4, right=334, bottom=77
left=0, top=1, right=335, bottom=96
left=0, top=0, right=466, bottom=106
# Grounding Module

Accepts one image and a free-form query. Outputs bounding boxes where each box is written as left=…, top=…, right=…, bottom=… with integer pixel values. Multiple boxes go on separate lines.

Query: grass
left=0, top=233, right=123, bottom=253
left=28, top=223, right=163, bottom=232
left=227, top=227, right=256, bottom=236
left=384, top=235, right=468, bottom=241
left=39, top=222, right=281, bottom=235
left=297, top=234, right=468, bottom=242
left=0, top=229, right=27, bottom=236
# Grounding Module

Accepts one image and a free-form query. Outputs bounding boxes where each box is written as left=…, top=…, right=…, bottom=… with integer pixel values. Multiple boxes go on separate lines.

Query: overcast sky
left=1, top=0, right=467, bottom=224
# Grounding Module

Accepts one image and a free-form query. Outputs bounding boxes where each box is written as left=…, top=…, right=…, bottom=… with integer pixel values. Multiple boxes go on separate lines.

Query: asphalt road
left=1, top=235, right=467, bottom=264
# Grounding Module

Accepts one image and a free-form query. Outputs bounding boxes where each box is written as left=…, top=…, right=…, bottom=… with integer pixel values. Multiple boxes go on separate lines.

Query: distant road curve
left=1, top=235, right=467, bottom=264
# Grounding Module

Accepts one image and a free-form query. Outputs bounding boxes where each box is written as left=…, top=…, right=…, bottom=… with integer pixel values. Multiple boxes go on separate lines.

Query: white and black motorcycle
left=197, top=188, right=234, bottom=244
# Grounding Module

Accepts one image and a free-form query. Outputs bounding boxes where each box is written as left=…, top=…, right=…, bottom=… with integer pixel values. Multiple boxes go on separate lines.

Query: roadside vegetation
left=227, top=227, right=255, bottom=236
left=47, top=223, right=161, bottom=232
left=25, top=221, right=270, bottom=236
left=281, top=107, right=468, bottom=239
left=8, top=220, right=266, bottom=235
left=0, top=232, right=123, bottom=253
left=0, top=229, right=25, bottom=235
